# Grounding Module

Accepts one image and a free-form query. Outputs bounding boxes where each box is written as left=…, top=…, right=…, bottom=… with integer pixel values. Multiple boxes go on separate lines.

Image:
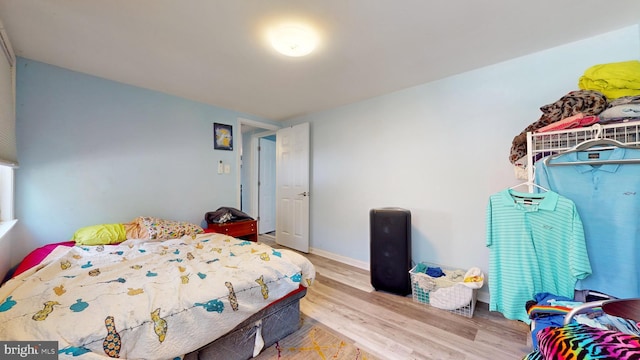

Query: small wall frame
left=213, top=123, right=233, bottom=151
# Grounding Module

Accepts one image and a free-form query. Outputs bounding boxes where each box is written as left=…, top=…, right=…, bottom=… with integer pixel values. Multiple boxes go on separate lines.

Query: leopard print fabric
left=509, top=90, right=607, bottom=164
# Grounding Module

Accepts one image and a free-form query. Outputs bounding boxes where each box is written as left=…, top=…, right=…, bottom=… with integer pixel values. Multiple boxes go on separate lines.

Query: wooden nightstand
left=205, top=219, right=258, bottom=242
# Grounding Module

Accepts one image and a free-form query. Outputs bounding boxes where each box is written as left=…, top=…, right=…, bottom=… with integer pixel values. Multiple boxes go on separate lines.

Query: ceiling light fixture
left=269, top=24, right=318, bottom=57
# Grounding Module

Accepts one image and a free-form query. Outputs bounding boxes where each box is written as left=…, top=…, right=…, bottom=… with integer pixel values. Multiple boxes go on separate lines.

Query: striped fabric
left=486, top=189, right=592, bottom=323
left=527, top=305, right=575, bottom=318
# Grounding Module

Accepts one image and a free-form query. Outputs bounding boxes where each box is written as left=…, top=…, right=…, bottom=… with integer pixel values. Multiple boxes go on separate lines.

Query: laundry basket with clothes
left=409, top=263, right=484, bottom=318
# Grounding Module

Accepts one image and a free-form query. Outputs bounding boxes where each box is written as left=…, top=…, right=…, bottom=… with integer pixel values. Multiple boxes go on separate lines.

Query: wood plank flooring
left=262, top=236, right=532, bottom=360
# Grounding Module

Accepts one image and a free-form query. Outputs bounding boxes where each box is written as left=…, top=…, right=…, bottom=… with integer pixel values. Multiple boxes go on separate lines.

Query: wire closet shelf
left=525, top=121, right=640, bottom=182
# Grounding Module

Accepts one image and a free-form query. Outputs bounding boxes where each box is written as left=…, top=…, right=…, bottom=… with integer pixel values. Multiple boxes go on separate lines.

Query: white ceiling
left=1, top=1, right=640, bottom=121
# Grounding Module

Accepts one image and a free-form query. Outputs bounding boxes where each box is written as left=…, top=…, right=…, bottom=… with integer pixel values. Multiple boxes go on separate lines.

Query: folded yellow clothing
left=579, top=60, right=640, bottom=99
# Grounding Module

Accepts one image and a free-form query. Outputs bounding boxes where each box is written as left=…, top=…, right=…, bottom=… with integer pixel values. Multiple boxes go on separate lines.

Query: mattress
left=185, top=285, right=306, bottom=360
left=0, top=234, right=315, bottom=359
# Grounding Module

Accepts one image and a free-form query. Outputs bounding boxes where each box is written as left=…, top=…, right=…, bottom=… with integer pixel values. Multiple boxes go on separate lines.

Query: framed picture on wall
left=213, top=123, right=233, bottom=151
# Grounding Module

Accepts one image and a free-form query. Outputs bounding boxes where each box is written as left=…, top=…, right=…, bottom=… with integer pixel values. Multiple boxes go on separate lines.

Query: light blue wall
left=11, top=58, right=276, bottom=263
left=9, top=25, right=640, bottom=302
left=287, top=25, right=640, bottom=299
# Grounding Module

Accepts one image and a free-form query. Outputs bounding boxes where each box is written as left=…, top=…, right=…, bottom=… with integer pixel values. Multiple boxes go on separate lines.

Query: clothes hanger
left=509, top=182, right=549, bottom=193
left=508, top=181, right=549, bottom=205
left=544, top=137, right=640, bottom=167
left=573, top=137, right=631, bottom=151
left=509, top=163, right=549, bottom=194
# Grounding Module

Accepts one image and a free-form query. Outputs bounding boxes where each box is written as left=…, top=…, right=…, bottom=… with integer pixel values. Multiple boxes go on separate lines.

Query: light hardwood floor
left=262, top=235, right=532, bottom=360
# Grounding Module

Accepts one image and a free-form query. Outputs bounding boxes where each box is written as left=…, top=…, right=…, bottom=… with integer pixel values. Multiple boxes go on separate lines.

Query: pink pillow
left=12, top=241, right=74, bottom=278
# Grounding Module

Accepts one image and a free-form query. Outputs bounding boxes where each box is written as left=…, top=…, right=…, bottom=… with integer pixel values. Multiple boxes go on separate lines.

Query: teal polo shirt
left=536, top=147, right=640, bottom=298
left=486, top=189, right=591, bottom=323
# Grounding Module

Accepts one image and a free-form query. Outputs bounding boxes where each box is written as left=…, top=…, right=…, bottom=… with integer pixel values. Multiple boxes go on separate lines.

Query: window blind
left=0, top=21, right=17, bottom=168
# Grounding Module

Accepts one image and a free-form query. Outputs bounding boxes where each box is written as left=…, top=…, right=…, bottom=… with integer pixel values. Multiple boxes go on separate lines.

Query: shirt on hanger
left=486, top=189, right=591, bottom=323
left=536, top=147, right=640, bottom=299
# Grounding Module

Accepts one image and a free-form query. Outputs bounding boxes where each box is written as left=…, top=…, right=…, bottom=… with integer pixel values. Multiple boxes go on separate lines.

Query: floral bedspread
left=0, top=233, right=315, bottom=360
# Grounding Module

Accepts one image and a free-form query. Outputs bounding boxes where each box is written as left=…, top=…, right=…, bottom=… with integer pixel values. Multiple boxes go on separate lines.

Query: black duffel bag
left=205, top=207, right=253, bottom=224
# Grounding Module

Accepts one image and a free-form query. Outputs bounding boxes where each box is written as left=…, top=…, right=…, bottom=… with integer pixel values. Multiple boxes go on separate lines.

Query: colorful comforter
left=0, top=233, right=315, bottom=359
left=523, top=323, right=640, bottom=360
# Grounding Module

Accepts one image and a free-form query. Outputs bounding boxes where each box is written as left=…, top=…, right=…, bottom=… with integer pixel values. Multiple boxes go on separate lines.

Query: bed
left=0, top=226, right=315, bottom=360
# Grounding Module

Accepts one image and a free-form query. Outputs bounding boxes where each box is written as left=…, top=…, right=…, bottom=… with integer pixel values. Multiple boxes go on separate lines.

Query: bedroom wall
left=286, top=25, right=640, bottom=301
left=10, top=59, right=277, bottom=267
left=8, top=25, right=640, bottom=303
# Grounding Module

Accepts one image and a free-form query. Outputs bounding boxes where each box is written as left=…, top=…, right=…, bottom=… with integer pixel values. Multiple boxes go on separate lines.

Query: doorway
left=258, top=135, right=276, bottom=235
left=238, top=119, right=279, bottom=237
left=238, top=120, right=310, bottom=252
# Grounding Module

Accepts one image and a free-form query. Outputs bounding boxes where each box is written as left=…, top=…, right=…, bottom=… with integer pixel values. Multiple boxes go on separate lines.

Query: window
left=0, top=165, right=13, bottom=221
left=0, top=21, right=17, bottom=169
left=0, top=19, right=18, bottom=236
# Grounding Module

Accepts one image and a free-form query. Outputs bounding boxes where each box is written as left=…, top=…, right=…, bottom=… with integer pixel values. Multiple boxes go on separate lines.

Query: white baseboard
left=308, top=245, right=490, bottom=305
left=309, top=246, right=369, bottom=271
left=477, top=289, right=489, bottom=304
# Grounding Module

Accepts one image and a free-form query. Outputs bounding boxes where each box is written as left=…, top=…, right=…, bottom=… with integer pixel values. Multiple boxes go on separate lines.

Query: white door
left=276, top=123, right=310, bottom=253
left=258, top=137, right=276, bottom=234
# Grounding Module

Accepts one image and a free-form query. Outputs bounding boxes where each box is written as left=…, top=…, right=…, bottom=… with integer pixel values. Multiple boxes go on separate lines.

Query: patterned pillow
left=132, top=216, right=203, bottom=240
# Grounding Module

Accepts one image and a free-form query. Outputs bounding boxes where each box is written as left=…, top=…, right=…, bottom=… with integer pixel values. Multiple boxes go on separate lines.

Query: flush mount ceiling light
left=269, top=24, right=318, bottom=57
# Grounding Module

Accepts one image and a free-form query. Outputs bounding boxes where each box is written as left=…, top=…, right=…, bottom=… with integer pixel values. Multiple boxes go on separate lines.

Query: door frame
left=250, top=129, right=276, bottom=228
left=237, top=118, right=280, bottom=220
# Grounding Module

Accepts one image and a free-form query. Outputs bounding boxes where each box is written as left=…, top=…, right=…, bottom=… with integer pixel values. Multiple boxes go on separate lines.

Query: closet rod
left=546, top=158, right=640, bottom=166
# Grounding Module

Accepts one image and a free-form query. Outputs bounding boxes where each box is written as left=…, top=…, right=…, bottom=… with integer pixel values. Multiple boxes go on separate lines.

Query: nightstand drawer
left=206, top=219, right=258, bottom=241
